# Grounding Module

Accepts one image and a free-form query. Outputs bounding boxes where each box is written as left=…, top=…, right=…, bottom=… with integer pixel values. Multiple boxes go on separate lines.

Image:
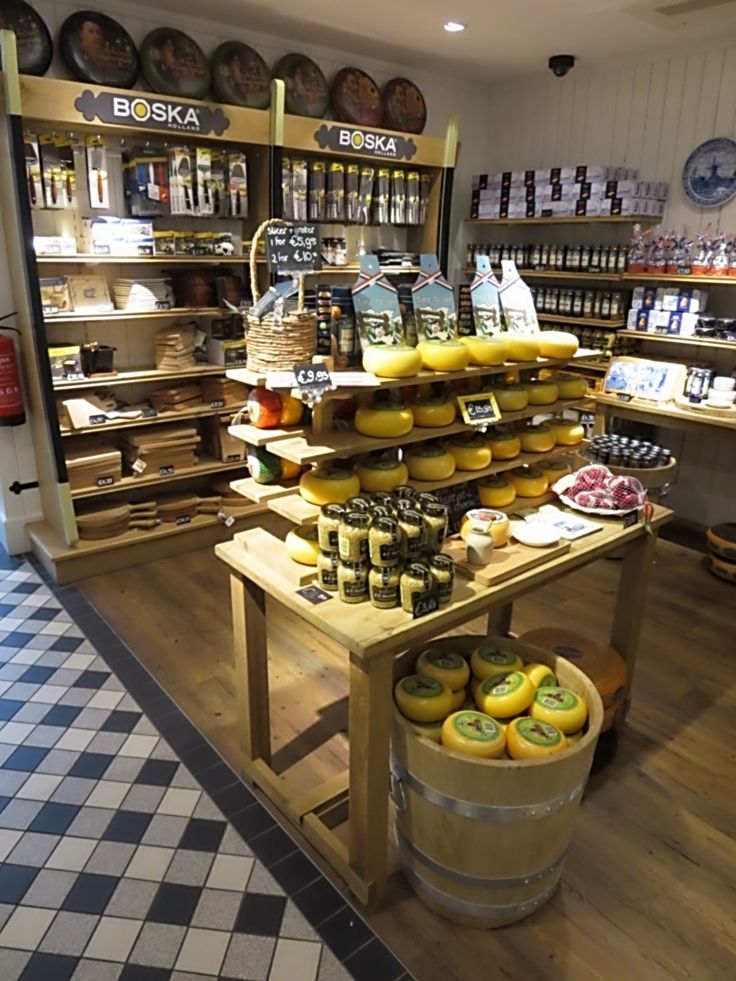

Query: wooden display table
left=215, top=503, right=672, bottom=909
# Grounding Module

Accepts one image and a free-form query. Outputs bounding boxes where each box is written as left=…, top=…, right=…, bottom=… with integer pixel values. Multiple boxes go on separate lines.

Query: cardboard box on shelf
left=80, top=217, right=154, bottom=256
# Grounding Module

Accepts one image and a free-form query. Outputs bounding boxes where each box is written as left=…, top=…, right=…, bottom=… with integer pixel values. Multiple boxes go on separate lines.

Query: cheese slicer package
left=412, top=255, right=457, bottom=341
left=351, top=255, right=404, bottom=347
left=498, top=260, right=540, bottom=334
left=470, top=255, right=504, bottom=336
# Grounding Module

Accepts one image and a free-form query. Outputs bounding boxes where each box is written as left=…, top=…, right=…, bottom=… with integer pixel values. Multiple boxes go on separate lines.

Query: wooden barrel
left=391, top=635, right=603, bottom=929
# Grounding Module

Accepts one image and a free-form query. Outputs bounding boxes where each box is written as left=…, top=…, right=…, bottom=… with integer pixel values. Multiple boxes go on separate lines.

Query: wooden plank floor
left=78, top=536, right=736, bottom=981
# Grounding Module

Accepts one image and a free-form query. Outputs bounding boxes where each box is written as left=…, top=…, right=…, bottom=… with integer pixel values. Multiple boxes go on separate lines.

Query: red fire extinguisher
left=0, top=332, right=26, bottom=427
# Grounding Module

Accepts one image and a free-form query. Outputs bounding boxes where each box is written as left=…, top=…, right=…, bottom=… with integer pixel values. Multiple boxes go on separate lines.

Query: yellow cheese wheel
left=552, top=372, right=588, bottom=399
left=362, top=344, right=422, bottom=378
left=506, top=717, right=567, bottom=759
left=299, top=467, right=360, bottom=505
left=279, top=394, right=304, bottom=426
left=416, top=648, right=470, bottom=691
left=487, top=384, right=529, bottom=412
left=356, top=457, right=409, bottom=492
left=530, top=686, right=588, bottom=734
left=355, top=403, right=414, bottom=438
left=410, top=719, right=444, bottom=743
left=460, top=509, right=511, bottom=546
left=507, top=465, right=548, bottom=497
left=522, top=663, right=558, bottom=689
left=285, top=525, right=320, bottom=566
left=394, top=675, right=454, bottom=722
left=518, top=424, right=556, bottom=453
left=450, top=688, right=466, bottom=711
left=548, top=417, right=585, bottom=446
left=525, top=380, right=559, bottom=405
left=411, top=398, right=456, bottom=428
left=470, top=645, right=524, bottom=680
left=506, top=335, right=541, bottom=362
left=478, top=475, right=516, bottom=508
left=476, top=671, right=535, bottom=718
left=538, top=330, right=579, bottom=359
left=441, top=711, right=506, bottom=758
left=485, top=431, right=521, bottom=460
left=417, top=339, right=471, bottom=372
left=460, top=335, right=509, bottom=366
left=539, top=459, right=572, bottom=486
left=447, top=435, right=492, bottom=471
left=405, top=443, right=456, bottom=482
left=566, top=729, right=584, bottom=746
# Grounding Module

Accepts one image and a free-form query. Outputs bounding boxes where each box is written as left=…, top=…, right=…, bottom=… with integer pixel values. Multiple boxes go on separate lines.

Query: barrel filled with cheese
left=392, top=634, right=603, bottom=928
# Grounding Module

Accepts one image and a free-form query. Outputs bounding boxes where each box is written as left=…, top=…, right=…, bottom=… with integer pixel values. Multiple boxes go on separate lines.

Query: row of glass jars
left=318, top=552, right=454, bottom=611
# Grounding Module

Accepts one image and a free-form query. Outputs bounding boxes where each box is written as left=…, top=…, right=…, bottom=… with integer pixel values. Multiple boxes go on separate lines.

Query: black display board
left=266, top=224, right=321, bottom=275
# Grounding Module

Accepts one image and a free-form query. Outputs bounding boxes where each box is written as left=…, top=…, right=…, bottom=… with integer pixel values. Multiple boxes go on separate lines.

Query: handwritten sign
left=266, top=224, right=321, bottom=275
left=413, top=590, right=440, bottom=620
left=457, top=392, right=502, bottom=426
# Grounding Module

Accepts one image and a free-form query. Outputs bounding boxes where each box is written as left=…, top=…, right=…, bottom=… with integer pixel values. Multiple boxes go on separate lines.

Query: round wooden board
left=211, top=40, right=270, bottom=109
left=330, top=66, right=382, bottom=127
left=382, top=76, right=426, bottom=134
left=140, top=27, right=210, bottom=100
left=59, top=10, right=139, bottom=88
left=273, top=52, right=329, bottom=118
left=0, top=0, right=52, bottom=76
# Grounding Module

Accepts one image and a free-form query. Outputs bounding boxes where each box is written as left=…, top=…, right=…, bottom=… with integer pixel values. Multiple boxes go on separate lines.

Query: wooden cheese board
left=443, top=534, right=571, bottom=587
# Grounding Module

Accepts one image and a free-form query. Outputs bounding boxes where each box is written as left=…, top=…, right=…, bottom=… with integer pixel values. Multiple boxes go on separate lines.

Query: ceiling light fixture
left=444, top=21, right=466, bottom=32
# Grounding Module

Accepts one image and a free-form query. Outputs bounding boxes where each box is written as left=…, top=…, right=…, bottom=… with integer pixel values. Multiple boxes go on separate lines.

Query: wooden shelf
left=464, top=268, right=625, bottom=282
left=37, top=255, right=250, bottom=265
left=46, top=307, right=221, bottom=324
left=268, top=494, right=319, bottom=526
left=465, top=216, right=660, bottom=226
left=622, top=272, right=736, bottom=286
left=254, top=399, right=592, bottom=466
left=595, top=393, right=736, bottom=433
left=229, top=477, right=300, bottom=503
left=53, top=365, right=227, bottom=391
left=227, top=423, right=305, bottom=447
left=536, top=314, right=626, bottom=329
left=70, top=457, right=248, bottom=501
left=616, top=330, right=736, bottom=352
left=305, top=265, right=420, bottom=277
left=60, top=402, right=240, bottom=437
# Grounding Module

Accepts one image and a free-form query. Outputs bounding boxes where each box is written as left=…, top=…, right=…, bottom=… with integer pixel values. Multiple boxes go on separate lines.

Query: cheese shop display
left=405, top=443, right=457, bottom=481
left=285, top=525, right=321, bottom=566
left=485, top=430, right=521, bottom=459
left=486, top=383, right=529, bottom=412
left=362, top=343, right=422, bottom=378
left=537, top=330, right=579, bottom=359
left=459, top=509, right=511, bottom=547
left=417, top=338, right=471, bottom=372
left=470, top=644, right=523, bottom=679
left=524, top=379, right=559, bottom=405
left=548, top=417, right=585, bottom=446
left=460, top=334, right=508, bottom=366
left=508, top=465, right=549, bottom=497
left=354, top=402, right=414, bottom=438
left=299, top=467, right=361, bottom=505
left=518, top=422, right=556, bottom=453
left=478, top=475, right=517, bottom=507
left=411, top=397, right=456, bottom=428
left=506, top=717, right=567, bottom=760
left=416, top=648, right=470, bottom=690
left=356, top=456, right=409, bottom=492
left=530, top=686, right=589, bottom=734
left=446, top=434, right=492, bottom=471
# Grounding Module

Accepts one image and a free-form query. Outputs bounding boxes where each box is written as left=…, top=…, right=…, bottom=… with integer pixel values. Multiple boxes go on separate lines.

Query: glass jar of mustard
left=338, top=561, right=368, bottom=604
left=318, top=504, right=344, bottom=553
left=371, top=492, right=394, bottom=509
left=393, top=486, right=415, bottom=501
left=415, top=492, right=440, bottom=512
left=317, top=552, right=339, bottom=592
left=338, top=511, right=371, bottom=563
left=370, top=505, right=393, bottom=521
left=346, top=496, right=372, bottom=513
left=429, top=554, right=454, bottom=606
left=398, top=509, right=425, bottom=561
left=368, top=517, right=401, bottom=568
left=423, top=503, right=448, bottom=553
left=400, top=562, right=432, bottom=613
left=369, top=566, right=400, bottom=609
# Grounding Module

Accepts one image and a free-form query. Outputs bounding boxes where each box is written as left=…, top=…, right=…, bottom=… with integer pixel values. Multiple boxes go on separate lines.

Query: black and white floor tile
left=0, top=548, right=411, bottom=981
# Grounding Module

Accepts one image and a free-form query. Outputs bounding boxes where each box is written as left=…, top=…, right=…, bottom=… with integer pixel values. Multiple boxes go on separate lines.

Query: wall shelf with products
left=69, top=457, right=249, bottom=502
left=37, top=255, right=253, bottom=266
left=465, top=268, right=625, bottom=282
left=616, top=331, right=736, bottom=353
left=596, top=393, right=736, bottom=435
left=45, top=308, right=222, bottom=324
left=53, top=365, right=228, bottom=392
left=537, top=314, right=626, bottom=329
left=465, top=217, right=661, bottom=226
left=622, top=273, right=736, bottom=286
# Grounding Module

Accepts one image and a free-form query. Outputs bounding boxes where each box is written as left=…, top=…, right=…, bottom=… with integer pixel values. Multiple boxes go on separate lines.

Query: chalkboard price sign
left=457, top=392, right=502, bottom=426
left=413, top=590, right=440, bottom=620
left=434, top=483, right=481, bottom=535
left=294, top=363, right=331, bottom=390
left=266, top=224, right=322, bottom=274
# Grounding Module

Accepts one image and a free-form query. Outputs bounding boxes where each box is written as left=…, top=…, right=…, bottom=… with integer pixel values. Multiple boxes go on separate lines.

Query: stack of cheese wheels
left=355, top=402, right=414, bottom=438
left=362, top=343, right=422, bottom=378
left=705, top=523, right=736, bottom=584
left=446, top=434, right=492, bottom=471
left=487, top=383, right=529, bottom=412
left=299, top=466, right=361, bottom=505
left=548, top=416, right=585, bottom=446
left=518, top=422, right=556, bottom=453
left=405, top=443, right=456, bottom=481
left=411, top=397, right=456, bottom=428
left=478, top=474, right=516, bottom=508
left=417, top=339, right=471, bottom=372
left=485, top=430, right=521, bottom=460
left=539, top=458, right=573, bottom=487
left=355, top=456, right=409, bottom=492
left=507, top=465, right=548, bottom=498
left=524, top=379, right=559, bottom=406
left=416, top=648, right=470, bottom=724
left=549, top=372, right=588, bottom=400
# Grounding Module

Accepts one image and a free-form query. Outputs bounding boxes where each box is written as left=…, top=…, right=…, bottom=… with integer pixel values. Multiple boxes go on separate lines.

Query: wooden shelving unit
left=465, top=216, right=660, bottom=226
left=60, top=403, right=240, bottom=437
left=465, top=268, right=626, bottom=282
left=621, top=272, right=736, bottom=286
left=616, top=330, right=736, bottom=352
left=536, top=313, right=625, bottom=329
left=54, top=365, right=227, bottom=391
left=305, top=265, right=421, bottom=277
left=595, top=393, right=736, bottom=434
left=71, top=457, right=248, bottom=501
left=37, top=255, right=252, bottom=265
left=45, top=307, right=221, bottom=324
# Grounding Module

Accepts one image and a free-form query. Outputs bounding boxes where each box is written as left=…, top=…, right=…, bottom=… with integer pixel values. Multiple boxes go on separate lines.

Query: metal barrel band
left=396, top=827, right=567, bottom=890
left=400, top=862, right=560, bottom=926
left=391, top=760, right=585, bottom=821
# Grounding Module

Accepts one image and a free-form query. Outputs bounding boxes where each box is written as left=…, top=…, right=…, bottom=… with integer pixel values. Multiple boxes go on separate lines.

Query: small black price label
left=413, top=590, right=440, bottom=620
left=457, top=392, right=502, bottom=426
left=96, top=475, right=114, bottom=487
left=616, top=393, right=634, bottom=403
left=159, top=465, right=175, bottom=476
left=297, top=585, right=332, bottom=605
left=225, top=454, right=242, bottom=463
left=155, top=300, right=172, bottom=310
left=210, top=399, right=226, bottom=408
left=175, top=515, right=192, bottom=526
left=623, top=510, right=638, bottom=529
left=89, top=414, right=107, bottom=426
left=142, top=407, right=158, bottom=419
left=294, top=362, right=331, bottom=393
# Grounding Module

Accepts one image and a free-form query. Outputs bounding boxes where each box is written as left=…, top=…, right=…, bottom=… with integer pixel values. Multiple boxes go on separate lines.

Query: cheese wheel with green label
left=441, top=711, right=506, bottom=758
left=506, top=335, right=541, bottom=362
left=416, top=648, right=470, bottom=691
left=538, top=330, right=579, bottom=359
left=460, top=335, right=509, bottom=366
left=362, top=344, right=422, bottom=378
left=355, top=403, right=414, bottom=438
left=410, top=719, right=444, bottom=743
left=300, top=467, right=360, bottom=505
left=552, top=372, right=588, bottom=399
left=478, top=475, right=517, bottom=508
left=356, top=457, right=409, bottom=492
left=522, top=663, right=558, bottom=689
left=525, top=380, right=559, bottom=405
left=450, top=688, right=466, bottom=711
left=447, top=435, right=492, bottom=471
left=518, top=424, right=556, bottom=453
left=508, top=465, right=548, bottom=497
left=470, top=645, right=524, bottom=680
left=394, top=675, right=454, bottom=722
left=530, top=686, right=588, bottom=734
left=507, top=716, right=567, bottom=759
left=485, top=431, right=521, bottom=460
left=487, top=384, right=529, bottom=412
left=405, top=443, right=456, bottom=481
left=549, top=417, right=585, bottom=446
left=412, top=398, right=456, bottom=428
left=285, top=526, right=320, bottom=566
left=417, top=339, right=471, bottom=372
left=476, top=671, right=535, bottom=718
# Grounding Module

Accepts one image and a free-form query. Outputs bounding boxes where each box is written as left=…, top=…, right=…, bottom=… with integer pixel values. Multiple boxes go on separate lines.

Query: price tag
left=132, top=460, right=147, bottom=474
left=142, top=407, right=158, bottom=418
left=175, top=514, right=191, bottom=526
left=96, top=475, right=114, bottom=487
left=296, top=585, right=332, bottom=605
left=210, top=399, right=226, bottom=408
left=159, top=465, right=175, bottom=476
left=218, top=510, right=235, bottom=528
left=616, top=393, right=634, bottom=403
left=623, top=510, right=639, bottom=529
left=89, top=414, right=107, bottom=426
left=266, top=224, right=322, bottom=275
left=294, top=362, right=331, bottom=391
left=457, top=392, right=502, bottom=426
left=413, top=590, right=440, bottom=620
left=225, top=454, right=242, bottom=463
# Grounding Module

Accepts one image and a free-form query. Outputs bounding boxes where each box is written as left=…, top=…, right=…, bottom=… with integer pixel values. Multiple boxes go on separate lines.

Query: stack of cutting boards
left=121, top=425, right=200, bottom=476
left=203, top=414, right=246, bottom=462
left=76, top=501, right=159, bottom=540
left=65, top=446, right=122, bottom=491
left=211, top=478, right=253, bottom=516
left=157, top=492, right=221, bottom=523
left=149, top=383, right=204, bottom=414
left=155, top=324, right=198, bottom=371
left=200, top=377, right=247, bottom=407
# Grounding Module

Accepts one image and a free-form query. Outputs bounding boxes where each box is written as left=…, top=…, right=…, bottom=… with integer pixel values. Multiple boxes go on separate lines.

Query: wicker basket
left=245, top=218, right=316, bottom=373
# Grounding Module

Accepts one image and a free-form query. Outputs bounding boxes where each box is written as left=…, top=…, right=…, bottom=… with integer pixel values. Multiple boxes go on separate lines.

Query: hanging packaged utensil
left=309, top=160, right=327, bottom=222
left=391, top=169, right=406, bottom=225
left=357, top=165, right=374, bottom=224
left=24, top=131, right=42, bottom=210
left=375, top=167, right=390, bottom=224
left=327, top=161, right=345, bottom=221
left=406, top=170, right=420, bottom=225
left=281, top=156, right=293, bottom=220
left=419, top=173, right=431, bottom=225
left=345, top=163, right=359, bottom=223
left=291, top=158, right=308, bottom=221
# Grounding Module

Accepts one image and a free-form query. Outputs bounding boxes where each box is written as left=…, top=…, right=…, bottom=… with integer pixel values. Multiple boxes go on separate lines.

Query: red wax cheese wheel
left=394, top=675, right=454, bottom=722
left=519, top=628, right=626, bottom=710
left=247, top=387, right=282, bottom=429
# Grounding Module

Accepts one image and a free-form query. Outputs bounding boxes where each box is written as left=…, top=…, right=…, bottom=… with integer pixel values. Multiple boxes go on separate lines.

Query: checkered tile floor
left=0, top=549, right=410, bottom=981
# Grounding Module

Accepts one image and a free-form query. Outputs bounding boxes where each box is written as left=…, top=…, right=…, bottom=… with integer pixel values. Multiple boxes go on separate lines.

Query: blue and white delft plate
left=683, top=138, right=736, bottom=208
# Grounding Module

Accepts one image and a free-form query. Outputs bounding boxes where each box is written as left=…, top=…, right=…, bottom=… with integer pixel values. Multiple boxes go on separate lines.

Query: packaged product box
left=351, top=255, right=404, bottom=347
left=574, top=198, right=601, bottom=216
left=470, top=255, right=504, bottom=335
left=661, top=287, right=708, bottom=313
left=80, top=217, right=154, bottom=256
left=206, top=335, right=247, bottom=367
left=412, top=255, right=458, bottom=341
left=603, top=180, right=644, bottom=198
left=48, top=345, right=83, bottom=380
left=39, top=277, right=72, bottom=315
left=33, top=235, right=76, bottom=256
left=631, top=286, right=659, bottom=312
left=603, top=355, right=686, bottom=402
left=648, top=310, right=699, bottom=336
left=628, top=308, right=652, bottom=331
